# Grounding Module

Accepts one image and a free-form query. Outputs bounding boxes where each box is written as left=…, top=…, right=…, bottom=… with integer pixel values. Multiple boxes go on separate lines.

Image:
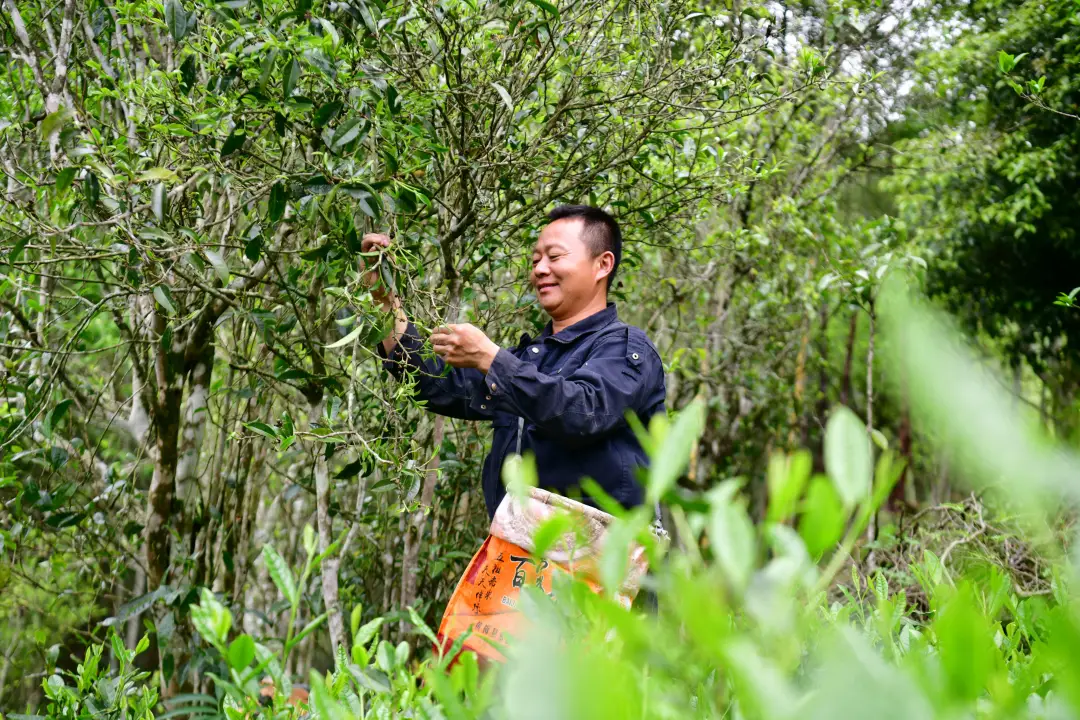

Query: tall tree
left=0, top=0, right=836, bottom=700
left=890, top=0, right=1080, bottom=427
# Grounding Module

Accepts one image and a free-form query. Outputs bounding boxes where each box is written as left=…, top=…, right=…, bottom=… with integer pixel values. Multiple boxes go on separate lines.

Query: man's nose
left=533, top=259, right=549, bottom=277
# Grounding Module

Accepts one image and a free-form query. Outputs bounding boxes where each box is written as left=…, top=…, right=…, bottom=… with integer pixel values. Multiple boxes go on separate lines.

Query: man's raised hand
left=360, top=233, right=393, bottom=308
left=430, top=324, right=500, bottom=373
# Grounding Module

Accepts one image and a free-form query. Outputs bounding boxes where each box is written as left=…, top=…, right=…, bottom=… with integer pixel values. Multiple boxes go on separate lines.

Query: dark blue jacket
left=379, top=303, right=667, bottom=518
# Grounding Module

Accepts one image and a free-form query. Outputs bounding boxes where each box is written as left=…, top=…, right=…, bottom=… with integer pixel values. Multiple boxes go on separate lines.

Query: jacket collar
left=538, top=302, right=619, bottom=345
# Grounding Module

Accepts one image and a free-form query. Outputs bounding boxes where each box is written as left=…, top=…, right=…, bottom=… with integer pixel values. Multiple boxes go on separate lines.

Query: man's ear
left=594, top=251, right=615, bottom=283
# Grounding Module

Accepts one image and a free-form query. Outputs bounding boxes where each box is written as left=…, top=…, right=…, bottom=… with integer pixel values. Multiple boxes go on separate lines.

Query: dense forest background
left=1, top=0, right=1079, bottom=714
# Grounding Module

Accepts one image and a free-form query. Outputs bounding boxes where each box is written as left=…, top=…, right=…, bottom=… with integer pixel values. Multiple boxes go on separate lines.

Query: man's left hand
left=430, top=324, right=500, bottom=373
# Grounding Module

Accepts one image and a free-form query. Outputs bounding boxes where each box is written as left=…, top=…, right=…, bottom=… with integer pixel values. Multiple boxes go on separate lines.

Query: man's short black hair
left=546, top=205, right=622, bottom=290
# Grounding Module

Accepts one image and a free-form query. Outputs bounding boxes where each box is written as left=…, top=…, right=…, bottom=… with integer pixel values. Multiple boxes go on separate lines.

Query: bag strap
left=652, top=502, right=668, bottom=540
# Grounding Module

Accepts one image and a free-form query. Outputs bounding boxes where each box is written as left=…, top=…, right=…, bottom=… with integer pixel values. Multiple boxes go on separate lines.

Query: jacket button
left=480, top=404, right=487, bottom=410
left=486, top=395, right=492, bottom=400
left=531, top=347, right=539, bottom=354
left=490, top=382, right=497, bottom=390
left=632, top=353, right=640, bottom=360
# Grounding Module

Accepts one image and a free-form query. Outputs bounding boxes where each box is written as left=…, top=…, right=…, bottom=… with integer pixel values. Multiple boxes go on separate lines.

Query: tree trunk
left=247, top=492, right=283, bottom=636
left=203, top=376, right=238, bottom=591
left=400, top=415, right=446, bottom=619
left=214, top=417, right=253, bottom=592
left=146, top=317, right=184, bottom=591
left=899, top=404, right=914, bottom=506
left=381, top=512, right=400, bottom=641
left=786, top=314, right=811, bottom=449
left=865, top=308, right=874, bottom=439
left=0, top=622, right=20, bottom=704
left=1039, top=380, right=1049, bottom=429
left=28, top=257, right=53, bottom=392
left=127, top=296, right=155, bottom=446
left=311, top=393, right=346, bottom=655
left=175, top=344, right=214, bottom=516
left=933, top=453, right=951, bottom=505
left=231, top=438, right=266, bottom=601
left=178, top=343, right=216, bottom=585
left=813, top=299, right=830, bottom=471
left=839, top=310, right=858, bottom=408
left=305, top=276, right=346, bottom=656
left=890, top=357, right=914, bottom=511
left=400, top=277, right=463, bottom=622
left=125, top=565, right=146, bottom=651
left=864, top=307, right=877, bottom=569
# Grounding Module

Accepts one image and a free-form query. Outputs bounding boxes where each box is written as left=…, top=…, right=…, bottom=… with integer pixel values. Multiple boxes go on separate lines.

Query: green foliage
left=2, top=0, right=1079, bottom=712
left=824, top=406, right=873, bottom=508
left=766, top=450, right=811, bottom=525
left=890, top=0, right=1080, bottom=378
left=27, top=283, right=1080, bottom=720
left=191, top=589, right=233, bottom=655
left=34, top=630, right=157, bottom=720
left=643, top=399, right=706, bottom=505
left=481, top=284, right=1080, bottom=720
left=165, top=542, right=491, bottom=720
left=0, top=0, right=844, bottom=695
left=161, top=531, right=333, bottom=719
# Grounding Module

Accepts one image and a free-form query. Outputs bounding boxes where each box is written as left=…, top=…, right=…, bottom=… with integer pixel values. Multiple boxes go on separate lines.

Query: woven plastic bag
left=435, top=487, right=649, bottom=665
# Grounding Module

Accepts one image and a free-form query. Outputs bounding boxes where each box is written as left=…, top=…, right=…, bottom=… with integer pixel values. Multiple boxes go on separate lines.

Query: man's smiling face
left=530, top=218, right=611, bottom=320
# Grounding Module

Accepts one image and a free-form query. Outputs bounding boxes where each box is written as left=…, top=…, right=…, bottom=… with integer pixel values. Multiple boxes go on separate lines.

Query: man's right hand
left=360, top=232, right=409, bottom=354
left=360, top=232, right=394, bottom=308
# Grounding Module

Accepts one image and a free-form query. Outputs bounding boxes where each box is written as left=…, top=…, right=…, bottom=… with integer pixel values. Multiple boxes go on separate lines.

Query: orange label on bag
left=435, top=535, right=602, bottom=665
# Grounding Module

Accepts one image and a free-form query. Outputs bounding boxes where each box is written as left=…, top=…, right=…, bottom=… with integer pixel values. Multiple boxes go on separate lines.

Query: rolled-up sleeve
left=474, top=335, right=660, bottom=438
left=377, top=323, right=492, bottom=421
